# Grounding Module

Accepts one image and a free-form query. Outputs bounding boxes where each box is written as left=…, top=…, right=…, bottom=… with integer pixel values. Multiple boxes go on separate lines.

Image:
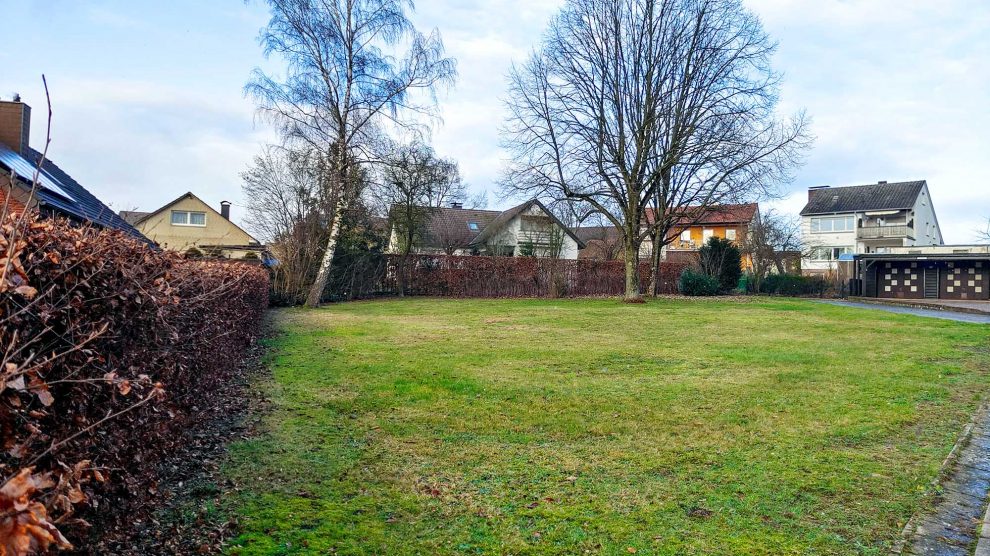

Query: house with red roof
left=574, top=203, right=761, bottom=268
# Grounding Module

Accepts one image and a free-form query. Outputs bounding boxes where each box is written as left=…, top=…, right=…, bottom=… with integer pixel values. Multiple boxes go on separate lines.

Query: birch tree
left=248, top=0, right=456, bottom=307
left=501, top=0, right=809, bottom=301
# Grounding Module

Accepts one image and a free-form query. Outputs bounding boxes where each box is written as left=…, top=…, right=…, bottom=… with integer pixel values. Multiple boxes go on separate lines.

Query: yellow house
left=120, top=192, right=264, bottom=259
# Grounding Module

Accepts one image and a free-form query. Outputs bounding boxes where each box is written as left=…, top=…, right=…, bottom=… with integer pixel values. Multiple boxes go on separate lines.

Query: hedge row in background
left=0, top=214, right=269, bottom=553
left=322, top=253, right=689, bottom=301
left=755, top=273, right=830, bottom=296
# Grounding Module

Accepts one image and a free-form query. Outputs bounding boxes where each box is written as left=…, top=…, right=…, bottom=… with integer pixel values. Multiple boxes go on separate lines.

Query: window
left=702, top=228, right=714, bottom=241
left=468, top=222, right=479, bottom=231
left=810, top=215, right=856, bottom=233
left=171, top=210, right=206, bottom=227
left=680, top=229, right=691, bottom=241
left=725, top=229, right=737, bottom=241
left=810, top=246, right=854, bottom=261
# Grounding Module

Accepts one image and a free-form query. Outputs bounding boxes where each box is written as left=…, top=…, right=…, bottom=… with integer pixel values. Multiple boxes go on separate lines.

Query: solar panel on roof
left=0, top=145, right=76, bottom=202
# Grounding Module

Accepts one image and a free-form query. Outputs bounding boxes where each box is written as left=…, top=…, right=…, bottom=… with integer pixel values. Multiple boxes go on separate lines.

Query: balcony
left=857, top=225, right=914, bottom=240
left=516, top=230, right=556, bottom=245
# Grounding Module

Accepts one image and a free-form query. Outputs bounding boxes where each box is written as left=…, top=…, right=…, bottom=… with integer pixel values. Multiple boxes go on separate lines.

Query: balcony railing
left=516, top=230, right=555, bottom=245
left=857, top=225, right=914, bottom=240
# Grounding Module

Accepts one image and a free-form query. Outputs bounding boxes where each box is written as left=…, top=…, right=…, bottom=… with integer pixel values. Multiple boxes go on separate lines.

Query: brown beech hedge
left=324, top=253, right=689, bottom=301
left=0, top=214, right=268, bottom=553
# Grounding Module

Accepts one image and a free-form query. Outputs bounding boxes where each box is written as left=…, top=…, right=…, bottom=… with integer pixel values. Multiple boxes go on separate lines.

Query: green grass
left=222, top=297, right=990, bottom=555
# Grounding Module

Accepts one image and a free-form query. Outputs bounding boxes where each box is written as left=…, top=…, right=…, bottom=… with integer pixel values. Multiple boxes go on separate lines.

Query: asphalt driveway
left=818, top=300, right=990, bottom=324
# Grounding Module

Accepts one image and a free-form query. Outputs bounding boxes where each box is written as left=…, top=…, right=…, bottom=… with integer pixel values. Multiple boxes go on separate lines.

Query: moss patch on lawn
left=222, top=298, right=990, bottom=555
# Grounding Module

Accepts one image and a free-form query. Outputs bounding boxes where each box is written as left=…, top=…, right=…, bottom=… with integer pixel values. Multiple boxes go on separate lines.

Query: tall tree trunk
left=647, top=231, right=663, bottom=296
left=304, top=196, right=346, bottom=307
left=304, top=142, right=349, bottom=308
left=397, top=240, right=411, bottom=298
left=623, top=238, right=642, bottom=302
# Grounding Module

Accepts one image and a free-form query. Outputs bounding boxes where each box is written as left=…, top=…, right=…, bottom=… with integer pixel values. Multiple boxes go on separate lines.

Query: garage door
left=940, top=261, right=989, bottom=300
left=878, top=261, right=924, bottom=299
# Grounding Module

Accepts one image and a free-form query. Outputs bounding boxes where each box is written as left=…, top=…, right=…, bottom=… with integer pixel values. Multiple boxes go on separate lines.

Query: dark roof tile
left=800, top=181, right=926, bottom=215
left=23, top=147, right=147, bottom=239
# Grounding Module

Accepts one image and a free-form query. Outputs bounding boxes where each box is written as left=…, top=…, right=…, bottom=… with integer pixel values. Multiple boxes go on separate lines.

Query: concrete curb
left=890, top=402, right=990, bottom=555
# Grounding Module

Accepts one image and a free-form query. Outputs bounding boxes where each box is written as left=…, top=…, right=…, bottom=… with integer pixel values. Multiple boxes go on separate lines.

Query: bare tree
left=248, top=0, right=457, bottom=307
left=501, top=0, right=809, bottom=301
left=377, top=140, right=465, bottom=294
left=465, top=190, right=488, bottom=209
left=979, top=218, right=990, bottom=242
left=742, top=209, right=801, bottom=292
left=242, top=146, right=336, bottom=303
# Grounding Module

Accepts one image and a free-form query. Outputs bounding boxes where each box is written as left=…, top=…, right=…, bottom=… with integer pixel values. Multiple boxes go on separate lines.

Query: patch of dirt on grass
left=84, top=324, right=275, bottom=555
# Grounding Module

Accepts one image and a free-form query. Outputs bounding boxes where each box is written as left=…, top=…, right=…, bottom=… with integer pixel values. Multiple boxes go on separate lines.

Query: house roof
left=414, top=206, right=502, bottom=250
left=574, top=225, right=622, bottom=244
left=469, top=199, right=585, bottom=248
left=645, top=203, right=760, bottom=227
left=118, top=210, right=150, bottom=225
left=21, top=147, right=147, bottom=239
left=131, top=191, right=261, bottom=245
left=800, top=181, right=926, bottom=215
left=399, top=199, right=585, bottom=251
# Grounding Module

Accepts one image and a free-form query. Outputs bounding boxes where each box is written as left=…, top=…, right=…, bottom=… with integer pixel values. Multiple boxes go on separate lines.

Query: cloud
left=5, top=0, right=987, bottom=243
left=34, top=78, right=275, bottom=221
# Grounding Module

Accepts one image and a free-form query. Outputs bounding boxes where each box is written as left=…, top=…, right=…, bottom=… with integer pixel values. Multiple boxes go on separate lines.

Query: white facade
left=801, top=183, right=944, bottom=273
left=479, top=204, right=580, bottom=259
left=387, top=202, right=580, bottom=259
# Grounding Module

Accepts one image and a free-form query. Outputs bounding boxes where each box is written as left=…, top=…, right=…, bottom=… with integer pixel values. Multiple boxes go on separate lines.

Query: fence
left=324, top=253, right=689, bottom=301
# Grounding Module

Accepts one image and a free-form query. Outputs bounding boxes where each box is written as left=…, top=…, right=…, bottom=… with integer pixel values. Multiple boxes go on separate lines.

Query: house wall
left=135, top=196, right=258, bottom=256
left=800, top=215, right=856, bottom=274
left=490, top=205, right=579, bottom=259
left=640, top=223, right=753, bottom=270
left=802, top=185, right=945, bottom=274
left=0, top=175, right=35, bottom=215
left=911, top=184, right=943, bottom=246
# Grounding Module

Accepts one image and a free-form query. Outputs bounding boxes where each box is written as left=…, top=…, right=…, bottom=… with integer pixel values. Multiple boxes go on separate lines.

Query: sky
left=2, top=0, right=988, bottom=243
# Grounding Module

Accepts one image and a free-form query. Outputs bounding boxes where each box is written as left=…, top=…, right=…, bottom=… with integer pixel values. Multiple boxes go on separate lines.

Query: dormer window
left=468, top=222, right=479, bottom=231
left=171, top=210, right=206, bottom=227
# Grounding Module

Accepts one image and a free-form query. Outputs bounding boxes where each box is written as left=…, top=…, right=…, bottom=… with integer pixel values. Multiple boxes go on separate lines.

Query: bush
left=698, top=237, right=742, bottom=293
left=758, top=273, right=829, bottom=296
left=678, top=268, right=721, bottom=296
left=0, top=214, right=268, bottom=551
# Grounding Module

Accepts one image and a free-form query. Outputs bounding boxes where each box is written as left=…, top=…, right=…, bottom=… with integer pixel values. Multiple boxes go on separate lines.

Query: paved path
left=897, top=408, right=990, bottom=555
left=818, top=300, right=990, bottom=324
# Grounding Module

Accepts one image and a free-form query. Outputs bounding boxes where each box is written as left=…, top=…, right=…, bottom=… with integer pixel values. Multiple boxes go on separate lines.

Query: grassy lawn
left=222, top=298, right=990, bottom=555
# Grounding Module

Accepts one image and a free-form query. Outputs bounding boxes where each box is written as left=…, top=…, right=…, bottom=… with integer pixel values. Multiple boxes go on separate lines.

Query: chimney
left=807, top=185, right=829, bottom=202
left=878, top=180, right=887, bottom=184
left=450, top=201, right=463, bottom=209
left=220, top=200, right=231, bottom=220
left=0, top=99, right=31, bottom=155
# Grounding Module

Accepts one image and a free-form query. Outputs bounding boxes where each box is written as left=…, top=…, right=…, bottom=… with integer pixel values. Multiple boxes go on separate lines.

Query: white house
left=386, top=199, right=584, bottom=259
left=799, top=180, right=944, bottom=275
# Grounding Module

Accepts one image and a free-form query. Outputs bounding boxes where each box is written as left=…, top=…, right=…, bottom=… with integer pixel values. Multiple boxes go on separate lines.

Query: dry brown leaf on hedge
left=117, top=380, right=131, bottom=396
left=5, top=376, right=25, bottom=392
left=12, top=286, right=37, bottom=300
left=26, top=378, right=53, bottom=407
left=0, top=468, right=73, bottom=555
